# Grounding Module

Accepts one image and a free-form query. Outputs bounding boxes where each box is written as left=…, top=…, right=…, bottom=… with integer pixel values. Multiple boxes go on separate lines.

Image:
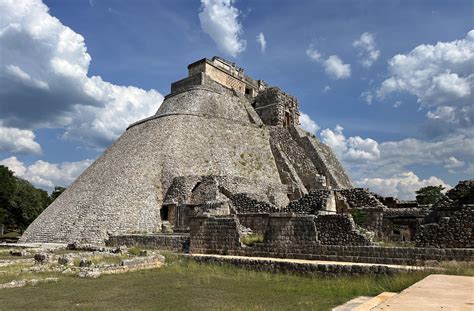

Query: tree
left=0, top=165, right=51, bottom=231
left=50, top=186, right=66, bottom=202
left=0, top=166, right=16, bottom=227
left=416, top=185, right=445, bottom=205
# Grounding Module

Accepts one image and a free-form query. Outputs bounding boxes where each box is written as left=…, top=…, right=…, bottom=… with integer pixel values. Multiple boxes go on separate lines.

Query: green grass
left=1, top=231, right=20, bottom=238
left=241, top=234, right=264, bottom=246
left=0, top=253, right=472, bottom=310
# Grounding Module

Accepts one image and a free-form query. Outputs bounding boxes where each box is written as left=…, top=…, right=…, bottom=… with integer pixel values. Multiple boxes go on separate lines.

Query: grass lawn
left=0, top=253, right=472, bottom=310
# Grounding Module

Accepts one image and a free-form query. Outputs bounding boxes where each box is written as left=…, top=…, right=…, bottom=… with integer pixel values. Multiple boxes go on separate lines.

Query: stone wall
left=189, top=216, right=242, bottom=254
left=263, top=214, right=320, bottom=245
left=349, top=208, right=384, bottom=238
left=237, top=214, right=269, bottom=234
left=107, top=234, right=190, bottom=252
left=253, top=87, right=299, bottom=127
left=415, top=205, right=473, bottom=248
left=315, top=215, right=372, bottom=246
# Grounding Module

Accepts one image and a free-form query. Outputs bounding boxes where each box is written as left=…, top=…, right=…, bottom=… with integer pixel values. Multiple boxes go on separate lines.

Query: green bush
left=241, top=234, right=264, bottom=246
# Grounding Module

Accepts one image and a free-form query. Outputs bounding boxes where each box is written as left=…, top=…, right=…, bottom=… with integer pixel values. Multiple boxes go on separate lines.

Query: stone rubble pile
left=337, top=189, right=384, bottom=208
left=230, top=194, right=279, bottom=214
left=284, top=190, right=331, bottom=214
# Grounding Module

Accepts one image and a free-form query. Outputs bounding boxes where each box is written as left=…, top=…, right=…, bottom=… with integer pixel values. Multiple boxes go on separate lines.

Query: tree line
left=0, top=165, right=65, bottom=233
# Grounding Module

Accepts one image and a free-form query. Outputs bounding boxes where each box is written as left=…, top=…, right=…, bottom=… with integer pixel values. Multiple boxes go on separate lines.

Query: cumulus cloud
left=321, top=125, right=380, bottom=162
left=0, top=125, right=41, bottom=154
left=0, top=156, right=93, bottom=191
left=323, top=56, right=351, bottom=79
left=353, top=32, right=380, bottom=67
left=256, top=32, right=266, bottom=53
left=318, top=125, right=474, bottom=199
left=358, top=172, right=449, bottom=199
left=377, top=30, right=474, bottom=136
left=199, top=0, right=246, bottom=57
left=0, top=0, right=163, bottom=150
left=299, top=113, right=319, bottom=134
left=306, top=47, right=351, bottom=79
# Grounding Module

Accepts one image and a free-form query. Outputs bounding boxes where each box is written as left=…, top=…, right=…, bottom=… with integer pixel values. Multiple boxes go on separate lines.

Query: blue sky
left=0, top=0, right=473, bottom=199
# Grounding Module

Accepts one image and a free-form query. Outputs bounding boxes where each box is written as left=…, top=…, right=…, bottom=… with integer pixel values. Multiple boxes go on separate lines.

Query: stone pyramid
left=21, top=57, right=352, bottom=244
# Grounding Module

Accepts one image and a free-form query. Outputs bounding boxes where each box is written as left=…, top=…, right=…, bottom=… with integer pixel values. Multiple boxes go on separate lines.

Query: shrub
left=241, top=234, right=264, bottom=246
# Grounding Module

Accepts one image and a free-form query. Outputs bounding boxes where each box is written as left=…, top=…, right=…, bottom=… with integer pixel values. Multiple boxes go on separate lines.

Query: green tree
left=0, top=165, right=16, bottom=226
left=415, top=185, right=445, bottom=205
left=12, top=179, right=50, bottom=230
left=0, top=165, right=51, bottom=231
left=50, top=186, right=66, bottom=202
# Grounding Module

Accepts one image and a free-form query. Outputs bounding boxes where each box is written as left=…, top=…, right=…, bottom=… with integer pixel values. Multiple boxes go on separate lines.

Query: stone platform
left=372, top=274, right=474, bottom=310
left=334, top=274, right=474, bottom=310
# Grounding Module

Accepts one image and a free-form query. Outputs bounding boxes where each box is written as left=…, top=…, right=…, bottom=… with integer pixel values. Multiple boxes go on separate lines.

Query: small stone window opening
left=245, top=87, right=251, bottom=95
left=160, top=205, right=169, bottom=221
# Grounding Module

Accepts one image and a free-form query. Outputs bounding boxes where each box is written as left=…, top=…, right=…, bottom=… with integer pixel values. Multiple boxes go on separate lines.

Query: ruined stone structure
left=20, top=57, right=473, bottom=256
left=21, top=57, right=353, bottom=244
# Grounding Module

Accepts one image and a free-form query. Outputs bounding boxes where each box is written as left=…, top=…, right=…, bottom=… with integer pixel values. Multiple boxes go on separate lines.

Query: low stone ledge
left=191, top=255, right=411, bottom=275
left=107, top=234, right=190, bottom=252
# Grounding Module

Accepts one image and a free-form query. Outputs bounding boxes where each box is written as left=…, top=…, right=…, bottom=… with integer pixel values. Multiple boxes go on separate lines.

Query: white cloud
left=198, top=0, right=246, bottom=57
left=322, top=85, right=331, bottom=93
left=306, top=47, right=351, bottom=79
left=377, top=30, right=474, bottom=136
left=318, top=125, right=474, bottom=199
left=444, top=156, right=465, bottom=172
left=0, top=156, right=93, bottom=191
left=299, top=112, right=319, bottom=134
left=360, top=91, right=373, bottom=105
left=353, top=32, right=380, bottom=67
left=0, top=124, right=41, bottom=154
left=321, top=125, right=380, bottom=162
left=357, top=172, right=450, bottom=200
left=323, top=55, right=351, bottom=79
left=256, top=32, right=266, bottom=53
left=306, top=47, right=321, bottom=61
left=0, top=0, right=164, bottom=150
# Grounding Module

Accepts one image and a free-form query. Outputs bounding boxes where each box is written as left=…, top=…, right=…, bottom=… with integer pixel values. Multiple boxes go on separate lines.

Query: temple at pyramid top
left=170, top=56, right=300, bottom=128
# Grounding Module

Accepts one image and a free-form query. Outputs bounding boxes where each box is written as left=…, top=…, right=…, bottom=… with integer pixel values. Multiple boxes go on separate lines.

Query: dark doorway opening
left=160, top=205, right=169, bottom=221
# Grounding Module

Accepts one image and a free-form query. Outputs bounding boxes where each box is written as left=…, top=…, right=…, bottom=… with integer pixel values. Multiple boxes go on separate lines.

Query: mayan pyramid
left=21, top=57, right=353, bottom=244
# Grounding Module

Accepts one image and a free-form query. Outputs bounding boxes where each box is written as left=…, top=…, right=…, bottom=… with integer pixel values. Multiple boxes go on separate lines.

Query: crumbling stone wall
left=253, top=87, right=299, bottom=127
left=284, top=190, right=332, bottom=214
left=381, top=208, right=429, bottom=242
left=189, top=214, right=473, bottom=264
left=107, top=234, right=190, bottom=252
left=315, top=215, right=372, bottom=246
left=337, top=189, right=384, bottom=208
left=237, top=214, right=269, bottom=234
left=230, top=193, right=279, bottom=214
left=415, top=205, right=473, bottom=248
